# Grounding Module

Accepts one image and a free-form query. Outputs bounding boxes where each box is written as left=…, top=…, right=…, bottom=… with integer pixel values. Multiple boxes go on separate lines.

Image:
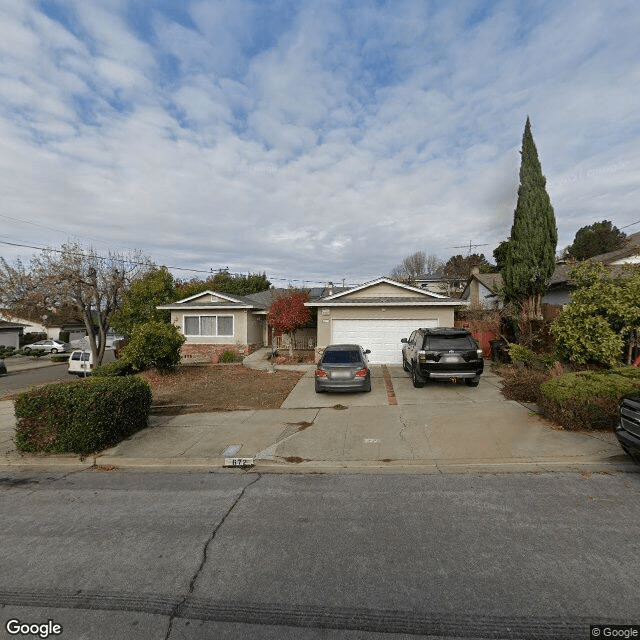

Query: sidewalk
left=3, top=354, right=63, bottom=373
left=0, top=365, right=634, bottom=474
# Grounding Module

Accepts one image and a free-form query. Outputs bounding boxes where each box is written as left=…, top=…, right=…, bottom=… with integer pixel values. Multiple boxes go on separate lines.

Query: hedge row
left=14, top=376, right=152, bottom=454
left=539, top=366, right=640, bottom=430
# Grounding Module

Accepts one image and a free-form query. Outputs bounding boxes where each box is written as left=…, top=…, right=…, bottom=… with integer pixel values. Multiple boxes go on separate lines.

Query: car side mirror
left=364, top=349, right=371, bottom=354
left=400, top=338, right=407, bottom=343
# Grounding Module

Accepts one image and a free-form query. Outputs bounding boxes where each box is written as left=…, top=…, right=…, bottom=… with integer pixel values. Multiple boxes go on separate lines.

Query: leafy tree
left=0, top=243, right=148, bottom=365
left=110, top=267, right=176, bottom=336
left=551, top=263, right=640, bottom=366
left=502, top=117, right=557, bottom=319
left=443, top=253, right=494, bottom=279
left=267, top=291, right=311, bottom=356
left=493, top=240, right=510, bottom=272
left=120, top=321, right=186, bottom=371
left=566, top=220, right=626, bottom=260
left=175, top=271, right=270, bottom=298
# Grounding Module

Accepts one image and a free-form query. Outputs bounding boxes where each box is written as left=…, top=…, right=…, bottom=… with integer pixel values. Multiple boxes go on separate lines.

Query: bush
left=14, top=376, right=152, bottom=454
left=499, top=367, right=551, bottom=404
left=219, top=349, right=240, bottom=363
left=120, top=321, right=185, bottom=372
left=92, top=359, right=137, bottom=377
left=50, top=354, right=70, bottom=363
left=0, top=346, right=18, bottom=358
left=539, top=367, right=640, bottom=430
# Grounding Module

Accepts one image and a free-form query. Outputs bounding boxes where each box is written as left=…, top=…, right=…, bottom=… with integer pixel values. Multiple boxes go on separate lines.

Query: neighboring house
left=0, top=310, right=86, bottom=341
left=157, top=290, right=270, bottom=363
left=0, top=320, right=24, bottom=349
left=460, top=269, right=504, bottom=309
left=306, top=277, right=466, bottom=364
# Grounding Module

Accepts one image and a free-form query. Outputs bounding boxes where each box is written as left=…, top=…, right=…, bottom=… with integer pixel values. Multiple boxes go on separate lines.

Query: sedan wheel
left=50, top=349, right=58, bottom=354
left=23, top=347, right=31, bottom=352
left=465, top=377, right=480, bottom=387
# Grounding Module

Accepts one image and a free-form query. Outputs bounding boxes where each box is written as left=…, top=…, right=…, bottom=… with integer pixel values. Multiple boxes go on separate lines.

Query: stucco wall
left=344, top=283, right=425, bottom=299
left=316, top=306, right=456, bottom=347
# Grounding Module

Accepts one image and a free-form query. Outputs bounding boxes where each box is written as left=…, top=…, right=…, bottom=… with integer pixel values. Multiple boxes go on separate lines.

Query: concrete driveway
left=0, top=365, right=631, bottom=473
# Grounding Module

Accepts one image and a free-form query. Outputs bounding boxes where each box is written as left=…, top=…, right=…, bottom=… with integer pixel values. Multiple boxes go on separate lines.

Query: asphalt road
left=0, top=362, right=71, bottom=395
left=1, top=469, right=639, bottom=639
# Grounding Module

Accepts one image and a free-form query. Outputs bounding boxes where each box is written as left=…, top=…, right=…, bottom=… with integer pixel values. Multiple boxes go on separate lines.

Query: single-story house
left=460, top=269, right=504, bottom=308
left=306, top=277, right=466, bottom=364
left=159, top=278, right=466, bottom=365
left=0, top=310, right=86, bottom=341
left=157, top=290, right=270, bottom=363
left=0, top=320, right=24, bottom=349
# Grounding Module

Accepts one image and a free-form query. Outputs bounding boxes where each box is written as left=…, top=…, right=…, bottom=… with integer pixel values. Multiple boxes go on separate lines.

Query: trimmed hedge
left=539, top=366, right=640, bottom=431
left=92, top=358, right=137, bottom=377
left=14, top=376, right=152, bottom=454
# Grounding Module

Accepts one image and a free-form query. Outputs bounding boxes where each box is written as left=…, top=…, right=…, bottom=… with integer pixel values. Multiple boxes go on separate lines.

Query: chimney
left=326, top=282, right=334, bottom=296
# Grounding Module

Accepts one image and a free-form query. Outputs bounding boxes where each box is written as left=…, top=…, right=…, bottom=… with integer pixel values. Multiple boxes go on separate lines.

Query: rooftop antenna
left=451, top=241, right=488, bottom=255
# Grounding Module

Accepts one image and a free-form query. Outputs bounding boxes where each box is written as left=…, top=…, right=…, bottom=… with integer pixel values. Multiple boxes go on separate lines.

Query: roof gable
left=175, top=290, right=243, bottom=305
left=323, top=277, right=449, bottom=302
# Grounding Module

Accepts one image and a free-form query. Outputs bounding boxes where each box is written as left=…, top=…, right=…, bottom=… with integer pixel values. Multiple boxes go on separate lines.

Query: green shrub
left=92, top=359, right=137, bottom=377
left=0, top=346, right=18, bottom=358
left=120, top=321, right=185, bottom=371
left=50, top=354, right=70, bottom=363
left=219, top=349, right=240, bottom=363
left=14, top=376, right=152, bottom=454
left=508, top=344, right=536, bottom=366
left=539, top=367, right=640, bottom=430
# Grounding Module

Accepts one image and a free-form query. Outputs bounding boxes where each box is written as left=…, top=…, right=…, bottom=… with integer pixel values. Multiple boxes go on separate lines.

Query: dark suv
left=401, top=327, right=484, bottom=388
left=616, top=396, right=640, bottom=465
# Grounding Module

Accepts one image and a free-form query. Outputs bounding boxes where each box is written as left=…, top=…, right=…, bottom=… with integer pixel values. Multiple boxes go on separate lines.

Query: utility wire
left=0, top=239, right=359, bottom=287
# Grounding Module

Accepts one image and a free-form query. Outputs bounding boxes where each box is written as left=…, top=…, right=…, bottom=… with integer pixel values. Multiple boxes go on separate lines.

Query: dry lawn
left=140, top=364, right=304, bottom=413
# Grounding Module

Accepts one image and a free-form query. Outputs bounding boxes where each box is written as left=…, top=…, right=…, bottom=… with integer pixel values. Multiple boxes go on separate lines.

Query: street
left=1, top=469, right=639, bottom=639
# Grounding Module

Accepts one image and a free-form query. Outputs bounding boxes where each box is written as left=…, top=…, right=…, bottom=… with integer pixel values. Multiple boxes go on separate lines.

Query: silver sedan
left=314, top=344, right=372, bottom=393
left=22, top=339, right=69, bottom=354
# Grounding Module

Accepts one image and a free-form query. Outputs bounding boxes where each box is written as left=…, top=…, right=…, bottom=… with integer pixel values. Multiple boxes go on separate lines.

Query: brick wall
left=180, top=343, right=256, bottom=364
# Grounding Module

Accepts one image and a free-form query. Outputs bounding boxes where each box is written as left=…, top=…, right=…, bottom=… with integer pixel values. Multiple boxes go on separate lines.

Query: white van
left=68, top=350, right=93, bottom=376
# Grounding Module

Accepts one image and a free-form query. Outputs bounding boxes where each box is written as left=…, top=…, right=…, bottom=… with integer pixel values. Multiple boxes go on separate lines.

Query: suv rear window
left=322, top=350, right=362, bottom=364
left=425, top=336, right=476, bottom=351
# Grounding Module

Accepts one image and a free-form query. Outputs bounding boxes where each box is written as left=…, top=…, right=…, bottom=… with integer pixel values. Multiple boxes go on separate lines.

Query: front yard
left=140, top=364, right=304, bottom=413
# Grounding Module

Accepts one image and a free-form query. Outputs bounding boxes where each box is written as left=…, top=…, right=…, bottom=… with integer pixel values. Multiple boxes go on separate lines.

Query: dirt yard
left=140, top=364, right=304, bottom=413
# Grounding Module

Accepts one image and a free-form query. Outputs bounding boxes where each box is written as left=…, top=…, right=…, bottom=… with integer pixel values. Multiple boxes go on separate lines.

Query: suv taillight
left=476, top=349, right=483, bottom=358
left=354, top=368, right=368, bottom=377
left=315, top=369, right=328, bottom=378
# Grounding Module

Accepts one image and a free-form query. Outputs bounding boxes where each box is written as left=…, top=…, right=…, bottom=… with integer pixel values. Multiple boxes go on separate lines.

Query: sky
left=1, top=0, right=639, bottom=288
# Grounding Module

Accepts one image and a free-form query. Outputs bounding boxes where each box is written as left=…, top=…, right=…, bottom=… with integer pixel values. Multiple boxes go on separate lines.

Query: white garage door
left=331, top=319, right=438, bottom=364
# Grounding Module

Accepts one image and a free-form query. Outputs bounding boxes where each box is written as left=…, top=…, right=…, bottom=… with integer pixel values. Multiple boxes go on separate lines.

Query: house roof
left=584, top=230, right=640, bottom=266
left=306, top=277, right=464, bottom=307
left=158, top=289, right=260, bottom=310
left=0, top=320, right=24, bottom=332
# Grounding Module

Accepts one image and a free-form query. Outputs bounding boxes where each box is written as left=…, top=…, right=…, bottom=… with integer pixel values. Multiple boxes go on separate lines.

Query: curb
left=2, top=454, right=636, bottom=475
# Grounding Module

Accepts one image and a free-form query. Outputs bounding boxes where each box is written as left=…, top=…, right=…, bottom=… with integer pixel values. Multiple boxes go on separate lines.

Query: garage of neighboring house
left=306, top=278, right=466, bottom=364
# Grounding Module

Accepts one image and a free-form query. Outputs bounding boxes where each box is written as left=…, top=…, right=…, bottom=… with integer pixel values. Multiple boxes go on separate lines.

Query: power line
left=0, top=239, right=359, bottom=287
left=620, top=220, right=640, bottom=230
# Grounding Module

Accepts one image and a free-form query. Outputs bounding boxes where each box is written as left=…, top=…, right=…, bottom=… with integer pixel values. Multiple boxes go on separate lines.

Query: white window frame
left=183, top=314, right=234, bottom=337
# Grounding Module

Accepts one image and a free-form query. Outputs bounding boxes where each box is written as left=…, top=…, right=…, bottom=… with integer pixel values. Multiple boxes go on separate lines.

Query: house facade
left=157, top=290, right=269, bottom=363
left=306, top=278, right=465, bottom=364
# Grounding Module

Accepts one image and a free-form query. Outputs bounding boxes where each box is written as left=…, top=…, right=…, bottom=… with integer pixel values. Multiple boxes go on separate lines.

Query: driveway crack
left=398, top=415, right=415, bottom=460
left=164, top=472, right=261, bottom=640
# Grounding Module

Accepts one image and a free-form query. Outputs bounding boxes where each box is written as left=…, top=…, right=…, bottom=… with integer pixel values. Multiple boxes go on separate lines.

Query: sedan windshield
left=322, top=350, right=362, bottom=364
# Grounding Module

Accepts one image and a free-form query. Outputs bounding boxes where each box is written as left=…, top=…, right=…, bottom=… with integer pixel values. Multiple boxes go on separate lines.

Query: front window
left=184, top=315, right=234, bottom=337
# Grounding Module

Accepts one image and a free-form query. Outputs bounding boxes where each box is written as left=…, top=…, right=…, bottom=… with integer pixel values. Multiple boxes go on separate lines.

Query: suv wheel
left=465, top=377, right=480, bottom=387
left=402, top=355, right=410, bottom=372
left=412, top=364, right=426, bottom=388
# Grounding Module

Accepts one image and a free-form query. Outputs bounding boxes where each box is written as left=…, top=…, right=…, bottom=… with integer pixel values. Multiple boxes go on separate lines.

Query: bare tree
left=0, top=243, right=150, bottom=365
left=390, top=251, right=443, bottom=283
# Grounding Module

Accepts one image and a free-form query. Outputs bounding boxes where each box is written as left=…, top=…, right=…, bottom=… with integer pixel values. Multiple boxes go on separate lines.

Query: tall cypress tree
left=503, top=117, right=557, bottom=319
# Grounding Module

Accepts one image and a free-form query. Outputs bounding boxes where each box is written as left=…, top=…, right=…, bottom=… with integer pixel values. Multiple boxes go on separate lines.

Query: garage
left=331, top=318, right=438, bottom=364
left=308, top=278, right=466, bottom=365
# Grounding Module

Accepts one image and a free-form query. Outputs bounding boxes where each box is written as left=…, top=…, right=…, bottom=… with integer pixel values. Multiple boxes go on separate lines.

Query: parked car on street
left=616, top=396, right=640, bottom=465
left=401, top=327, right=484, bottom=388
left=0, top=359, right=6, bottom=375
left=315, top=344, right=372, bottom=393
left=68, top=350, right=93, bottom=376
left=23, top=339, right=69, bottom=354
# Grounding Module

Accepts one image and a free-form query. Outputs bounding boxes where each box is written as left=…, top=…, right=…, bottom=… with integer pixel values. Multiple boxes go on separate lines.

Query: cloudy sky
left=1, top=0, right=639, bottom=287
